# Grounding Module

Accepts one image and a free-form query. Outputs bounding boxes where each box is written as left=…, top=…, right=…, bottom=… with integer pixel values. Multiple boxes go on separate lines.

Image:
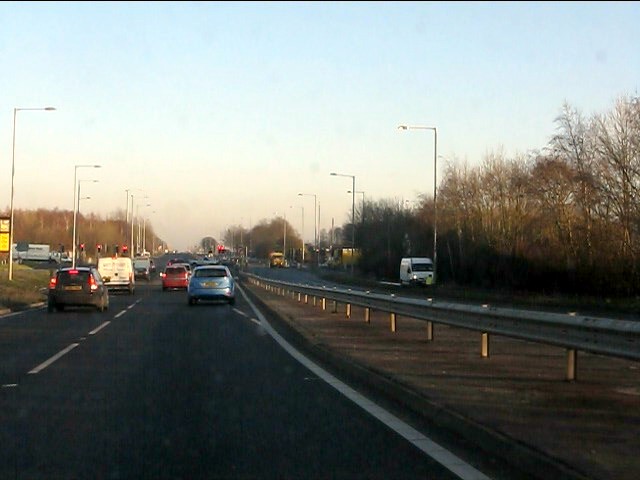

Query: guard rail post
left=481, top=332, right=490, bottom=358
left=566, top=349, right=578, bottom=381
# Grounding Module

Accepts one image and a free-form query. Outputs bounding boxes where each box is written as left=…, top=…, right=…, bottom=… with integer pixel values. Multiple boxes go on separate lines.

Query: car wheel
left=57, top=303, right=65, bottom=311
left=47, top=299, right=55, bottom=313
left=188, top=297, right=194, bottom=306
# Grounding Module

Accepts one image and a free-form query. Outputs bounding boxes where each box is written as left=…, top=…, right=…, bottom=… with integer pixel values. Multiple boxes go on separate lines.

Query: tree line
left=356, top=94, right=640, bottom=297
left=5, top=94, right=638, bottom=297
left=0, top=207, right=162, bottom=259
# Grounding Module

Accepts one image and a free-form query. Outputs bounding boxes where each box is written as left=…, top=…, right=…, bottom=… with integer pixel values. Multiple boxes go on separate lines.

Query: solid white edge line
left=28, top=343, right=80, bottom=375
left=237, top=284, right=492, bottom=480
left=233, top=307, right=261, bottom=326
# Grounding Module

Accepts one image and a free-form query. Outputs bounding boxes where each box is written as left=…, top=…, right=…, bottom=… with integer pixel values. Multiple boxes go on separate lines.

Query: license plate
left=64, top=285, right=82, bottom=291
left=202, top=281, right=218, bottom=287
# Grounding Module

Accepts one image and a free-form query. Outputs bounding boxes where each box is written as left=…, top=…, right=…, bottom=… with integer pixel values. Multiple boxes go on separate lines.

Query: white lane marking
left=2, top=384, right=18, bottom=388
left=89, top=321, right=111, bottom=335
left=114, top=310, right=127, bottom=319
left=28, top=343, right=79, bottom=375
left=233, top=307, right=261, bottom=326
left=238, top=284, right=492, bottom=480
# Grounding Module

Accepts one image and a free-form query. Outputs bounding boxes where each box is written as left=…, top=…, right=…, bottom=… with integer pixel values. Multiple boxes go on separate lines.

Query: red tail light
left=49, top=277, right=57, bottom=289
left=69, top=269, right=79, bottom=275
left=89, top=274, right=98, bottom=292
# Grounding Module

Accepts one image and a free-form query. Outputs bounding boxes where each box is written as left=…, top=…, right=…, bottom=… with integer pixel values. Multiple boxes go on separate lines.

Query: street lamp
left=142, top=205, right=152, bottom=253
left=7, top=106, right=56, bottom=280
left=347, top=190, right=365, bottom=224
left=330, top=172, right=356, bottom=275
left=129, top=191, right=147, bottom=257
left=298, top=193, right=317, bottom=265
left=72, top=165, right=101, bottom=268
left=398, top=124, right=438, bottom=284
left=73, top=179, right=98, bottom=267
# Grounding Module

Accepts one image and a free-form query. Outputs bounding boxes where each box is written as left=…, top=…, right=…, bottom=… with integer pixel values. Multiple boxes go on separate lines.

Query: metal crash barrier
left=243, top=273, right=640, bottom=382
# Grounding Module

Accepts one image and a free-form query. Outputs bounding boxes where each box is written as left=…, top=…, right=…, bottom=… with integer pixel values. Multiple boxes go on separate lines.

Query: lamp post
left=299, top=205, right=305, bottom=266
left=298, top=193, right=317, bottom=265
left=347, top=190, right=365, bottom=224
left=129, top=191, right=147, bottom=257
left=74, top=179, right=98, bottom=267
left=76, top=193, right=92, bottom=265
left=7, top=106, right=56, bottom=280
left=143, top=206, right=153, bottom=253
left=398, top=124, right=438, bottom=284
left=72, top=165, right=101, bottom=269
left=330, top=172, right=356, bottom=275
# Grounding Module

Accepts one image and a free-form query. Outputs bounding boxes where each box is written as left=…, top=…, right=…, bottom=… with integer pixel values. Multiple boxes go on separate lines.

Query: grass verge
left=0, top=263, right=52, bottom=311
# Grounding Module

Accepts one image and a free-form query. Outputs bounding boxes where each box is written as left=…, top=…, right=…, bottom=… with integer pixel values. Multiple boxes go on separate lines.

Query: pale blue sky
left=1, top=1, right=638, bottom=250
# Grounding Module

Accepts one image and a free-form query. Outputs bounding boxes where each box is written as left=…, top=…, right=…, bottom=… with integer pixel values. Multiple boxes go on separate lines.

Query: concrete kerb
left=0, top=301, right=45, bottom=317
left=241, top=280, right=591, bottom=480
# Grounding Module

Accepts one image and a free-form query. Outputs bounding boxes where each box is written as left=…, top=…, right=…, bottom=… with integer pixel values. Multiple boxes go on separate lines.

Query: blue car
left=187, top=265, right=236, bottom=305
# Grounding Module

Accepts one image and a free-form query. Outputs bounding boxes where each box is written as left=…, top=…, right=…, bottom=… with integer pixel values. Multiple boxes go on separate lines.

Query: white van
left=97, top=256, right=135, bottom=294
left=399, top=257, right=434, bottom=286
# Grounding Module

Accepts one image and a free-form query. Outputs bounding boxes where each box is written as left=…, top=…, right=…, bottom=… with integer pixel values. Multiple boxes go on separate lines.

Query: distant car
left=47, top=266, right=109, bottom=312
left=161, top=265, right=189, bottom=291
left=187, top=265, right=236, bottom=305
left=167, top=258, right=187, bottom=266
left=133, top=257, right=152, bottom=281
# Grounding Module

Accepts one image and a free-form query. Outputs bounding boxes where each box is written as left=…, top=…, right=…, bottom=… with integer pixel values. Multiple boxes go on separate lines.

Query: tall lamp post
left=72, top=165, right=101, bottom=268
left=347, top=190, right=365, bottom=225
left=7, top=106, right=56, bottom=280
left=398, top=124, right=438, bottom=284
left=330, top=172, right=356, bottom=275
left=73, top=179, right=98, bottom=267
left=129, top=191, right=147, bottom=257
left=299, top=205, right=304, bottom=266
left=298, top=193, right=317, bottom=265
left=143, top=206, right=153, bottom=253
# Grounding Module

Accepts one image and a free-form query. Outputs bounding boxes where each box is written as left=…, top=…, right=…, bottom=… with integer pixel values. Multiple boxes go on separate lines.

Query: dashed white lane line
left=89, top=321, right=111, bottom=335
left=114, top=310, right=127, bottom=319
left=28, top=343, right=79, bottom=375
left=233, top=307, right=261, bottom=326
left=237, top=284, right=492, bottom=480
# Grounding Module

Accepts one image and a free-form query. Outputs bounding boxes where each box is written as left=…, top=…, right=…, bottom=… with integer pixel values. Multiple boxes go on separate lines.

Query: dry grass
left=0, top=263, right=52, bottom=311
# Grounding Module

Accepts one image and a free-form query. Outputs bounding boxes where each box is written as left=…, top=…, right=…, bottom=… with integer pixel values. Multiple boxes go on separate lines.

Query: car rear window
left=58, top=270, right=91, bottom=285
left=166, top=267, right=186, bottom=275
left=195, top=269, right=228, bottom=278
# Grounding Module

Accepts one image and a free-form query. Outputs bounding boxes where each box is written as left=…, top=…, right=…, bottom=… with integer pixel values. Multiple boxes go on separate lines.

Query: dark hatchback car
left=48, top=266, right=109, bottom=312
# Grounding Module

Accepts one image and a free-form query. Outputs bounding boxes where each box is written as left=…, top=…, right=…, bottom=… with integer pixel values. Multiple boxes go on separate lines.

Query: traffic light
left=122, top=245, right=128, bottom=255
left=97, top=244, right=102, bottom=253
left=217, top=245, right=224, bottom=253
left=80, top=243, right=85, bottom=252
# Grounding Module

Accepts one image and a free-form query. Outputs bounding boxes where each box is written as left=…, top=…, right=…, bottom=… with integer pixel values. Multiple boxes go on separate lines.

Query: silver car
left=187, top=265, right=235, bottom=305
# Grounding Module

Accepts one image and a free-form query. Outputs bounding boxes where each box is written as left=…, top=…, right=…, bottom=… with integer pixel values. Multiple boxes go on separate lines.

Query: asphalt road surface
left=0, top=279, right=490, bottom=479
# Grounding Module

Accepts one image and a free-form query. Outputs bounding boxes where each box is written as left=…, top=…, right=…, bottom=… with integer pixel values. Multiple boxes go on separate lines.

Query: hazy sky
left=1, top=1, right=638, bottom=251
